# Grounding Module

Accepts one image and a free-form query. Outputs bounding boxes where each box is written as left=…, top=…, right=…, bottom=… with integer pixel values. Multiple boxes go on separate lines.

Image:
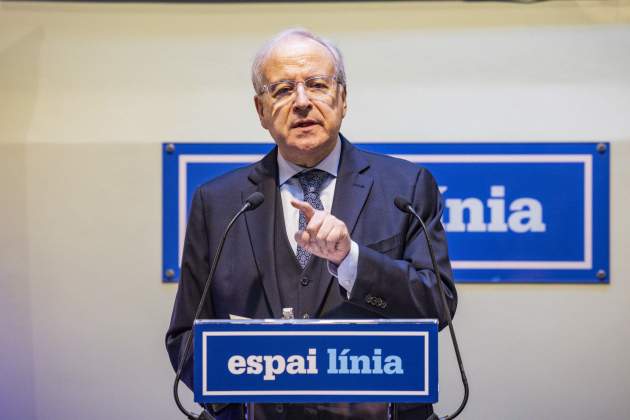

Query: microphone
left=394, top=197, right=469, bottom=420
left=173, top=192, right=265, bottom=420
left=244, top=191, right=265, bottom=210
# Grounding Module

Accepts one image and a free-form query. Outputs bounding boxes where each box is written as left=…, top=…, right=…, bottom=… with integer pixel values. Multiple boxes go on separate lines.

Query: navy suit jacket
left=166, top=136, right=457, bottom=419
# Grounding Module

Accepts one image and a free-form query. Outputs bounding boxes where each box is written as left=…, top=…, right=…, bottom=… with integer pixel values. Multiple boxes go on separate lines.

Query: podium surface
left=194, top=319, right=438, bottom=404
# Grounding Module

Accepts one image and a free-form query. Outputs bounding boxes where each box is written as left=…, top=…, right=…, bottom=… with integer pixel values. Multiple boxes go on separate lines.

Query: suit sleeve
left=165, top=188, right=214, bottom=390
left=348, top=167, right=457, bottom=329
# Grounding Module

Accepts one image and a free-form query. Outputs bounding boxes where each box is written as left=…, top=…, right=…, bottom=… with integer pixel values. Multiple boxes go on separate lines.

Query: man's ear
left=340, top=85, right=348, bottom=118
left=254, top=95, right=268, bottom=129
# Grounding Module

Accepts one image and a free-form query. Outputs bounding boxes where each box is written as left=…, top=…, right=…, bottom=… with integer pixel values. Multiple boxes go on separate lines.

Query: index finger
left=290, top=199, right=316, bottom=221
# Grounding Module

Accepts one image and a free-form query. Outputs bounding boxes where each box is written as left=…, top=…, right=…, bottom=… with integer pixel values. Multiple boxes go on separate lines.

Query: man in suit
left=166, top=28, right=457, bottom=420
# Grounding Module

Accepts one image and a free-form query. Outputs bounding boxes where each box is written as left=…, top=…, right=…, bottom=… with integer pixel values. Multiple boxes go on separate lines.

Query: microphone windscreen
left=394, top=196, right=412, bottom=213
left=246, top=192, right=265, bottom=210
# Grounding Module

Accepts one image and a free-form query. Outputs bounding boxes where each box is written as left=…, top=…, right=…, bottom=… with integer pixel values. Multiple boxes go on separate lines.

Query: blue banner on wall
left=163, top=142, right=609, bottom=284
left=193, top=319, right=438, bottom=403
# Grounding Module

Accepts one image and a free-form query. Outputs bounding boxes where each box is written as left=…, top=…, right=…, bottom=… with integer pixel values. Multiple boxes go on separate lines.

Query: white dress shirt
left=277, top=138, right=359, bottom=296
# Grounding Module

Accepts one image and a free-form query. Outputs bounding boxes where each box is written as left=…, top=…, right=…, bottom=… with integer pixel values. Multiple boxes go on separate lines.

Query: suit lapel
left=313, top=136, right=373, bottom=312
left=243, top=148, right=282, bottom=318
left=331, top=136, right=373, bottom=235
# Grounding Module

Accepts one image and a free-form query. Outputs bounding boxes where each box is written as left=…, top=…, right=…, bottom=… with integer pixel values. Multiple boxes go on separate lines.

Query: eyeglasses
left=260, top=75, right=339, bottom=104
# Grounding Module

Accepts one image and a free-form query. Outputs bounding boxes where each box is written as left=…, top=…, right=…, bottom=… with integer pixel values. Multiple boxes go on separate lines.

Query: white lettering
left=327, top=348, right=338, bottom=374
left=228, top=347, right=405, bottom=380
left=444, top=198, right=486, bottom=232
left=227, top=355, right=246, bottom=375
left=307, top=348, right=318, bottom=374
left=383, top=355, right=404, bottom=374
left=508, top=198, right=547, bottom=233
left=338, top=349, right=350, bottom=373
left=327, top=348, right=402, bottom=375
left=246, top=355, right=262, bottom=374
left=487, top=185, right=508, bottom=232
left=229, top=350, right=317, bottom=381
left=286, top=355, right=305, bottom=374
left=262, top=355, right=285, bottom=381
left=349, top=355, right=371, bottom=374
left=372, top=348, right=383, bottom=374
left=441, top=185, right=546, bottom=233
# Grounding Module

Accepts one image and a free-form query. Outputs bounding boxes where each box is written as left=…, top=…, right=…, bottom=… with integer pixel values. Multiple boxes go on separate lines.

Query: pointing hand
left=290, top=199, right=351, bottom=265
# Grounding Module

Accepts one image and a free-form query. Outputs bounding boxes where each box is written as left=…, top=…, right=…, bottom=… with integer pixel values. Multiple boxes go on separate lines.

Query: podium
left=193, top=319, right=438, bottom=405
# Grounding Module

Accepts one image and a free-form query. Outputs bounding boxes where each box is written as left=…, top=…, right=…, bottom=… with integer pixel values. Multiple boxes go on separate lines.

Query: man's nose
left=293, top=83, right=311, bottom=111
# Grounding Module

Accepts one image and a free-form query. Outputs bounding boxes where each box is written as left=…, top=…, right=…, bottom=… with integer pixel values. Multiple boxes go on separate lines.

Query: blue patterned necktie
left=295, top=169, right=329, bottom=269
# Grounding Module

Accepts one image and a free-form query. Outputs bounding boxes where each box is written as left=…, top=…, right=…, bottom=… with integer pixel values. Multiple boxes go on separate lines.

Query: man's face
left=254, top=37, right=347, bottom=168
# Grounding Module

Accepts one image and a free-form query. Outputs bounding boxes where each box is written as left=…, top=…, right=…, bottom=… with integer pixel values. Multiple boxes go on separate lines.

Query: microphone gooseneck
left=173, top=192, right=265, bottom=420
left=394, top=196, right=469, bottom=420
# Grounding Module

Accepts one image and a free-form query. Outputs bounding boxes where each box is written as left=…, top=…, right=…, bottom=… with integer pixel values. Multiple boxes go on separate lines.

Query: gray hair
left=251, top=28, right=347, bottom=95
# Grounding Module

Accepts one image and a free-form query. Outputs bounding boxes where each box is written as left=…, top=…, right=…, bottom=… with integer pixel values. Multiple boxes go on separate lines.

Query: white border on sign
left=178, top=153, right=593, bottom=270
left=201, top=331, right=430, bottom=397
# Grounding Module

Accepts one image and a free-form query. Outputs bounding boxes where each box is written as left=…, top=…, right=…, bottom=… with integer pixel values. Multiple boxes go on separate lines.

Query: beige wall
left=1, top=1, right=629, bottom=419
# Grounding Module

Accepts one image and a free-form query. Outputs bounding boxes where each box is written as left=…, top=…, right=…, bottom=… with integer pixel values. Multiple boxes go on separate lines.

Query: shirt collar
left=277, top=136, right=341, bottom=186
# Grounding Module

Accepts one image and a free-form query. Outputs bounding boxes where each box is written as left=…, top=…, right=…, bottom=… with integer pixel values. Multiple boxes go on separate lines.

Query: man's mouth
left=291, top=119, right=320, bottom=129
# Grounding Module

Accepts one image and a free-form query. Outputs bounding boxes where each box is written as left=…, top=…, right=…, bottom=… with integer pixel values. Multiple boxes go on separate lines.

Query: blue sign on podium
left=194, top=319, right=438, bottom=403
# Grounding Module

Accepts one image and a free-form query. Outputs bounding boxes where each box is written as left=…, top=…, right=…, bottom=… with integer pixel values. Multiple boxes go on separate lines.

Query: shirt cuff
left=327, top=240, right=359, bottom=297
